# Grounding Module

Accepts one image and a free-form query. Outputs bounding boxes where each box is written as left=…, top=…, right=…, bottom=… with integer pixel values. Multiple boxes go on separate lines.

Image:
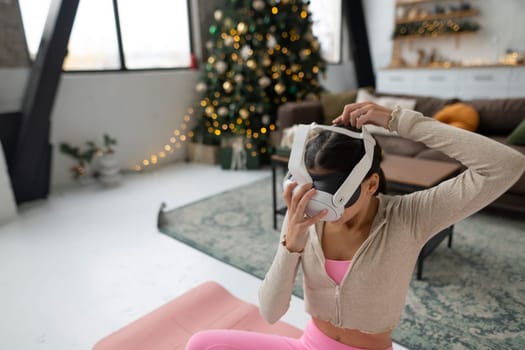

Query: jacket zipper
left=335, top=285, right=341, bottom=326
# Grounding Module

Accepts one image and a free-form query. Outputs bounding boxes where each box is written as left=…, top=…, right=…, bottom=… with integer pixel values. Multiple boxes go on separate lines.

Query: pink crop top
left=325, top=259, right=352, bottom=285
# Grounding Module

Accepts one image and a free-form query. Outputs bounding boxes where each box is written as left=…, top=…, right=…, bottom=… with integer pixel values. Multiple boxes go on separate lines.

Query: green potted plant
left=59, top=142, right=98, bottom=181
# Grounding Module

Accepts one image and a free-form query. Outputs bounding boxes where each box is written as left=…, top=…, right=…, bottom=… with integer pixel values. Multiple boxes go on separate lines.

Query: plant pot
left=97, top=153, right=122, bottom=186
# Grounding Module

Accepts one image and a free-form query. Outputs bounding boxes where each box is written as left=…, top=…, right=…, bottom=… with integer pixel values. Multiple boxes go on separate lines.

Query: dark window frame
left=19, top=0, right=196, bottom=73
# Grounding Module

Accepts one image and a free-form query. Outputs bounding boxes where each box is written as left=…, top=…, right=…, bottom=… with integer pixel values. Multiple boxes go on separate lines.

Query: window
left=117, top=0, right=191, bottom=69
left=18, top=0, right=192, bottom=71
left=64, top=0, right=120, bottom=70
left=18, top=0, right=52, bottom=60
left=309, top=0, right=342, bottom=64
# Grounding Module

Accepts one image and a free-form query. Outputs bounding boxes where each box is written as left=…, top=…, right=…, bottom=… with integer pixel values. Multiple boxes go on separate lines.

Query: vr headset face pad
left=286, top=123, right=375, bottom=221
left=308, top=171, right=363, bottom=208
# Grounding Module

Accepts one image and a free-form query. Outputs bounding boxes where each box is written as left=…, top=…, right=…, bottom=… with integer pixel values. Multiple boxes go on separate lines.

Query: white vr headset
left=284, top=123, right=376, bottom=221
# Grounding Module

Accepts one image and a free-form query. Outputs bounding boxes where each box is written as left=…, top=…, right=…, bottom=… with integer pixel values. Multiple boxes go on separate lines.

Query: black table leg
left=272, top=162, right=277, bottom=230
left=416, top=225, right=453, bottom=280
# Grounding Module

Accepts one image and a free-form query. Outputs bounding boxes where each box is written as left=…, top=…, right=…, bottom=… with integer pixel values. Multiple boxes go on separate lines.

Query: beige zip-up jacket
left=258, top=109, right=525, bottom=334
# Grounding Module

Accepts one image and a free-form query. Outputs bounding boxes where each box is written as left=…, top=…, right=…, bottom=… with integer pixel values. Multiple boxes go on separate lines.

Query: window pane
left=18, top=0, right=53, bottom=60
left=63, top=0, right=120, bottom=70
left=309, top=0, right=342, bottom=64
left=117, top=0, right=191, bottom=69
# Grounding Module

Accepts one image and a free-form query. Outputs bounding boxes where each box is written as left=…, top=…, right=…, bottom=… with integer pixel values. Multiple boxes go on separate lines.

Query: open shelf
left=395, top=9, right=480, bottom=24
left=396, top=0, right=473, bottom=6
left=393, top=30, right=478, bottom=41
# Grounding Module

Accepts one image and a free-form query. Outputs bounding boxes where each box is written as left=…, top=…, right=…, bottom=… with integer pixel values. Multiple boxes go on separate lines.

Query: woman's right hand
left=282, top=181, right=327, bottom=253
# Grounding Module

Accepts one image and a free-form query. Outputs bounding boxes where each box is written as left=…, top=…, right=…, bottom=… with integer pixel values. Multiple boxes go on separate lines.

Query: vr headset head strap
left=333, top=131, right=375, bottom=206
left=288, top=123, right=376, bottom=207
left=288, top=124, right=313, bottom=185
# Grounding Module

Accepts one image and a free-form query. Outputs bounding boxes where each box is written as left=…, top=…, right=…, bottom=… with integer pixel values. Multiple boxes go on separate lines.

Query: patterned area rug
left=158, top=177, right=525, bottom=350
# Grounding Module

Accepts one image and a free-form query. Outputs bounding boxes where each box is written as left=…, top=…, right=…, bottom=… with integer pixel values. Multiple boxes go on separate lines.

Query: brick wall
left=0, top=0, right=29, bottom=67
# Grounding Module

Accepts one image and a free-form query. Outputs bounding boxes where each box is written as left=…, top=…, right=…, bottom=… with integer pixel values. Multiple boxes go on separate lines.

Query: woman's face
left=331, top=175, right=379, bottom=225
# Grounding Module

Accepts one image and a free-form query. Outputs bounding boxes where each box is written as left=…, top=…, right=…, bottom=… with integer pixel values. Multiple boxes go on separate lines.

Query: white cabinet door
left=457, top=68, right=511, bottom=99
left=415, top=70, right=459, bottom=98
left=378, top=67, right=523, bottom=99
left=377, top=70, right=416, bottom=95
left=507, top=67, right=525, bottom=98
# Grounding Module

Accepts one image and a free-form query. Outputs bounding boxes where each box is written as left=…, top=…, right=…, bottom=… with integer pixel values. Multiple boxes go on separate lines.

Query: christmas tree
left=192, top=0, right=326, bottom=164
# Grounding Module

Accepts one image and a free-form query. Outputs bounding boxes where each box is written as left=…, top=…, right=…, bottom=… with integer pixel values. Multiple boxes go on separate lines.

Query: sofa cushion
left=276, top=100, right=323, bottom=129
left=356, top=89, right=417, bottom=110
left=320, top=90, right=359, bottom=124
left=507, top=118, right=525, bottom=145
left=433, top=103, right=480, bottom=131
left=467, top=98, right=525, bottom=136
left=375, top=91, right=455, bottom=117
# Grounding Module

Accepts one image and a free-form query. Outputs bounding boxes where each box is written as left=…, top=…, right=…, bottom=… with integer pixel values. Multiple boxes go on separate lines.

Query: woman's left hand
left=332, top=102, right=393, bottom=129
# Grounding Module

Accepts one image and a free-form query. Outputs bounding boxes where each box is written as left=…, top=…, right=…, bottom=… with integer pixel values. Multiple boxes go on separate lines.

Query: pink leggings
left=185, top=319, right=393, bottom=350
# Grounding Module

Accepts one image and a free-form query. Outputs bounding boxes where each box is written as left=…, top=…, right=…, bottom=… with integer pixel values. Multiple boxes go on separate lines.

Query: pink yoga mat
left=93, top=281, right=302, bottom=350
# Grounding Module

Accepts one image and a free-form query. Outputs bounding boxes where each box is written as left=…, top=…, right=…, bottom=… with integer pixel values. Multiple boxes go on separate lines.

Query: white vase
left=97, top=153, right=122, bottom=186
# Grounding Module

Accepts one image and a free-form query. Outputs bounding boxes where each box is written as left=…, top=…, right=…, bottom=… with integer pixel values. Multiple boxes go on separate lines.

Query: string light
left=134, top=106, right=197, bottom=171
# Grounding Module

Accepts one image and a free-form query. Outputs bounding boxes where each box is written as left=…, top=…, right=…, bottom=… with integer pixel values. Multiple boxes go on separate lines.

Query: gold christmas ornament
left=237, top=22, right=248, bottom=34
left=239, top=108, right=250, bottom=119
left=205, top=106, right=215, bottom=116
left=215, top=61, right=228, bottom=74
left=224, top=36, right=234, bottom=46
left=218, top=106, right=229, bottom=116
left=214, top=9, right=223, bottom=21
left=253, top=0, right=265, bottom=11
left=274, top=83, right=285, bottom=95
left=222, top=81, right=233, bottom=93
left=234, top=74, right=244, bottom=83
left=195, top=82, right=207, bottom=93
left=246, top=59, right=257, bottom=69
left=263, top=56, right=272, bottom=67
left=258, top=76, right=271, bottom=88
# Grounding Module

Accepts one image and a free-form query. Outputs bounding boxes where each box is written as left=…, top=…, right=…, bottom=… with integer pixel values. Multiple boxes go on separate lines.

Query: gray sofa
left=275, top=94, right=525, bottom=213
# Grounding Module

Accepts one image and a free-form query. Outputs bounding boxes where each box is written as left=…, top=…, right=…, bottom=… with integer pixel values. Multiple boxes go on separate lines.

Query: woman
left=186, top=102, right=525, bottom=350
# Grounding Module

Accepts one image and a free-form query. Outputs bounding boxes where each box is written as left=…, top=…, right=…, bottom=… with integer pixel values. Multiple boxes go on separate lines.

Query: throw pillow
left=320, top=90, right=358, bottom=124
left=433, top=103, right=480, bottom=132
left=507, top=118, right=525, bottom=145
left=356, top=89, right=417, bottom=110
left=355, top=89, right=417, bottom=136
left=279, top=125, right=299, bottom=149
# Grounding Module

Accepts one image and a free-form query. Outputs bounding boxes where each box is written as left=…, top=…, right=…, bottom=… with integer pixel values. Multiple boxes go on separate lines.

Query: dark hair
left=304, top=126, right=386, bottom=195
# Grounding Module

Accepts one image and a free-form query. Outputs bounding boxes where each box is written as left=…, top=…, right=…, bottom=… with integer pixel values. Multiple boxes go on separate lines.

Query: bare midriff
left=313, top=317, right=392, bottom=350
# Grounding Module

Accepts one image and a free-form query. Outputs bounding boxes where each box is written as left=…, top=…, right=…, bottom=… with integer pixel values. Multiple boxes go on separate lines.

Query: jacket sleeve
left=258, top=213, right=301, bottom=323
left=390, top=109, right=525, bottom=245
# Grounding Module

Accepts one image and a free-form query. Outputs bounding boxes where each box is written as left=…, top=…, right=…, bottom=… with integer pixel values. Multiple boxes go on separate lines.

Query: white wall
left=363, top=0, right=525, bottom=73
left=49, top=70, right=201, bottom=188
left=0, top=68, right=29, bottom=113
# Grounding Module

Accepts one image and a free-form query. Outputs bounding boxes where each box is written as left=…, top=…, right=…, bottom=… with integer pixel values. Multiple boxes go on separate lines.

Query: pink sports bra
left=324, top=258, right=352, bottom=285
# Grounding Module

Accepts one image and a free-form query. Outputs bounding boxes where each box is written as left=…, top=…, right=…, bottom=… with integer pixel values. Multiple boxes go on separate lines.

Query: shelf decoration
left=389, top=0, right=481, bottom=68
left=393, top=1, right=479, bottom=38
left=393, top=19, right=479, bottom=38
